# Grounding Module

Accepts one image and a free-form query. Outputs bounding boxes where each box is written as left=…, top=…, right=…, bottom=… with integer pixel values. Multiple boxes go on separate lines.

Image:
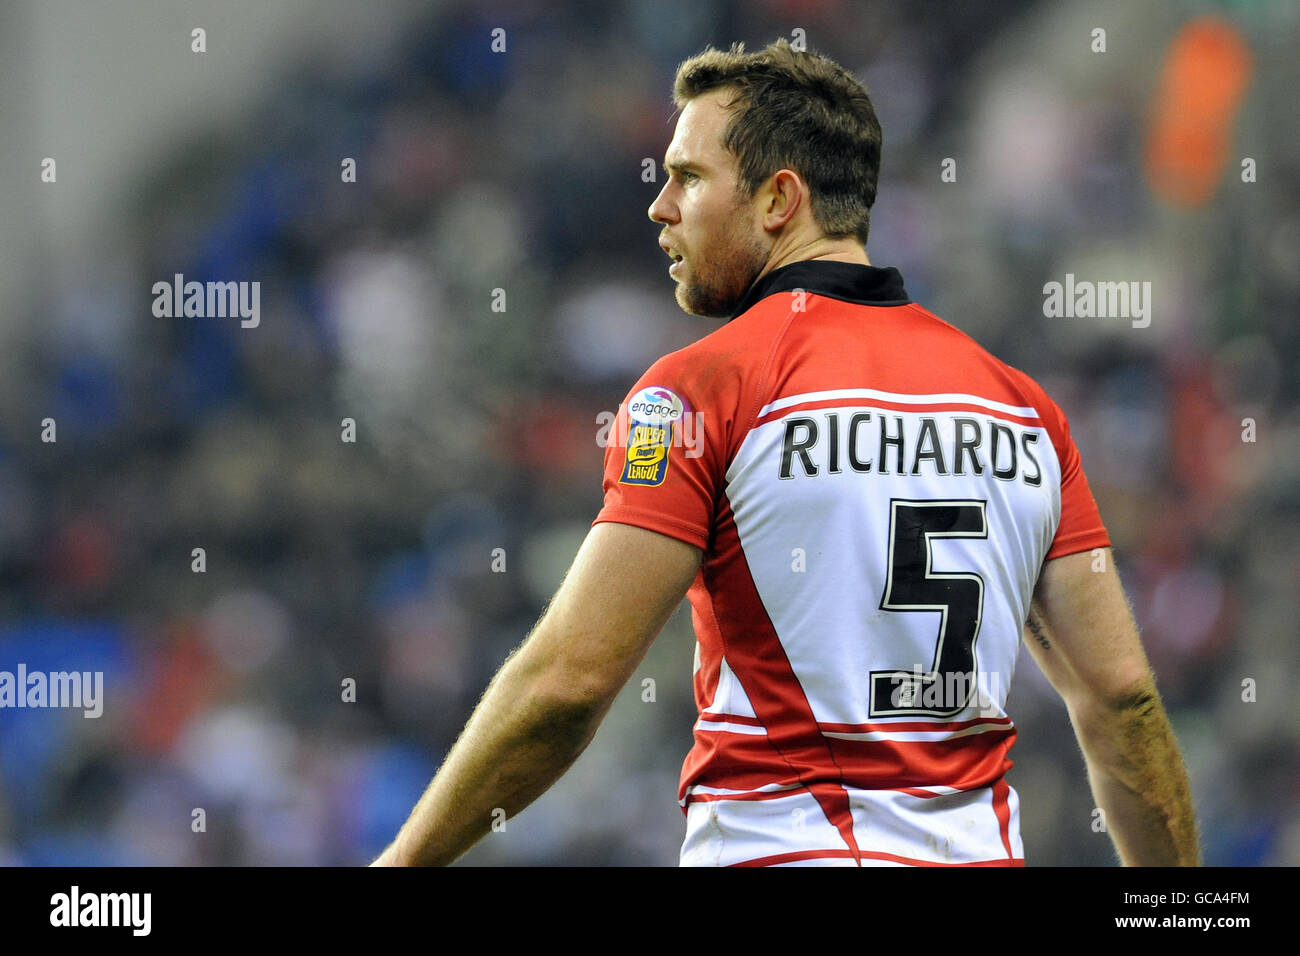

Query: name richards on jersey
left=777, top=411, right=1043, bottom=485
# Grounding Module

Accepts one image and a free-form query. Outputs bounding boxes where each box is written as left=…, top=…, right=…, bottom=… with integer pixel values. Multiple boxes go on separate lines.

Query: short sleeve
left=591, top=353, right=732, bottom=552
left=1043, top=400, right=1111, bottom=560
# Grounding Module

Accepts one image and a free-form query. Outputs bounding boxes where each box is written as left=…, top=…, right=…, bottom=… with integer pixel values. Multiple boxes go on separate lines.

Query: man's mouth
left=660, top=238, right=684, bottom=277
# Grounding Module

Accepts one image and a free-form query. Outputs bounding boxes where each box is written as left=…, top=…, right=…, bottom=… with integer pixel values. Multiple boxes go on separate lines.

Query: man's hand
left=373, top=521, right=701, bottom=866
left=1024, top=548, right=1201, bottom=866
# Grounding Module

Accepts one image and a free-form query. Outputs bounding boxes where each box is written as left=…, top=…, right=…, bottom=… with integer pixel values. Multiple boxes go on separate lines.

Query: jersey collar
left=727, top=259, right=910, bottom=321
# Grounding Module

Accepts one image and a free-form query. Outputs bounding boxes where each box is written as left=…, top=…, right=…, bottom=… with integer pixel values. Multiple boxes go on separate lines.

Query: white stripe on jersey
left=693, top=712, right=1013, bottom=742
left=757, top=387, right=1041, bottom=420
left=694, top=718, right=768, bottom=736
left=896, top=784, right=963, bottom=796
left=685, top=783, right=804, bottom=798
left=821, top=723, right=1013, bottom=743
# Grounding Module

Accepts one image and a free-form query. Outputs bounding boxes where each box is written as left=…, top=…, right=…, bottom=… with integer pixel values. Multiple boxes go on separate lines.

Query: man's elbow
left=1066, top=671, right=1163, bottom=756
left=517, top=656, right=624, bottom=726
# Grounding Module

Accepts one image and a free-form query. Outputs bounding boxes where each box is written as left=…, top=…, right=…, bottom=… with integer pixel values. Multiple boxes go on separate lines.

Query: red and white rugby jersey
left=593, top=260, right=1110, bottom=867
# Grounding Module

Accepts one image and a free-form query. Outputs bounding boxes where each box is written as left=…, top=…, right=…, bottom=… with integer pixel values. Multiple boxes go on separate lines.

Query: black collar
left=728, top=259, right=910, bottom=321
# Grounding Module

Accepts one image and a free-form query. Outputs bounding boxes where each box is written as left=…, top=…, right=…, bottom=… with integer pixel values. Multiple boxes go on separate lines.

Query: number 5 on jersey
left=870, top=499, right=988, bottom=718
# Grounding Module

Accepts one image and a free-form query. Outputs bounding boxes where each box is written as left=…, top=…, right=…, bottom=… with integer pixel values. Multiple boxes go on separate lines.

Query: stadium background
left=0, top=0, right=1296, bottom=865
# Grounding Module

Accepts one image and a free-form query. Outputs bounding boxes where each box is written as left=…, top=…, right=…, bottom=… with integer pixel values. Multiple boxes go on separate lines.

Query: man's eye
left=679, top=171, right=697, bottom=183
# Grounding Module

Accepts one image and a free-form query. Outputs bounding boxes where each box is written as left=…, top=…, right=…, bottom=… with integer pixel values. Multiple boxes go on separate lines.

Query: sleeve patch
left=620, top=422, right=674, bottom=486
left=618, top=387, right=684, bottom=487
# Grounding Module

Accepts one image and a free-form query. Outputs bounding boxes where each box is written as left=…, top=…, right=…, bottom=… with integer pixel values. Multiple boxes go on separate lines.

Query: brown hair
left=672, top=38, right=882, bottom=246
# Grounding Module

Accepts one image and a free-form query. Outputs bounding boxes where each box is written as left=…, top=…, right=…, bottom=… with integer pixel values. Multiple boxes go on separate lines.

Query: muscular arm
left=371, top=522, right=701, bottom=866
left=1023, top=549, right=1200, bottom=866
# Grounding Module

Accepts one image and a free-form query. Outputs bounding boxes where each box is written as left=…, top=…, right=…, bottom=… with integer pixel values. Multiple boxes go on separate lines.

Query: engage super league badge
left=619, top=386, right=684, bottom=487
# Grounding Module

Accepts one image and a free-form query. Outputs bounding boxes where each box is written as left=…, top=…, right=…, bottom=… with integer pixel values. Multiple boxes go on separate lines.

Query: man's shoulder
left=902, top=301, right=1061, bottom=412
left=631, top=318, right=768, bottom=404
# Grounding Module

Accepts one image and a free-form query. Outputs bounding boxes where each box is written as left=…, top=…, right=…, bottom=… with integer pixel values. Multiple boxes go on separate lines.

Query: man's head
left=648, top=39, right=882, bottom=317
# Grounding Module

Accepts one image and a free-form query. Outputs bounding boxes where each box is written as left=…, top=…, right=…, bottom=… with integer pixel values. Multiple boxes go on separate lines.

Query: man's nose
left=647, top=184, right=676, bottom=225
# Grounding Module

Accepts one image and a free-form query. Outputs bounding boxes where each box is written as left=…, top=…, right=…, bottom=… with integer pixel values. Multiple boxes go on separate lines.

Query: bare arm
left=1023, top=548, right=1200, bottom=866
left=371, top=521, right=701, bottom=866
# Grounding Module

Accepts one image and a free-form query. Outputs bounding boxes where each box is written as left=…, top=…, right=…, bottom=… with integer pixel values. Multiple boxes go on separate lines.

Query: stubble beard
left=676, top=213, right=768, bottom=319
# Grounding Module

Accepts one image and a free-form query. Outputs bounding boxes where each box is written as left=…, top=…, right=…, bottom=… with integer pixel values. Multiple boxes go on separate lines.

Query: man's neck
left=760, top=236, right=870, bottom=281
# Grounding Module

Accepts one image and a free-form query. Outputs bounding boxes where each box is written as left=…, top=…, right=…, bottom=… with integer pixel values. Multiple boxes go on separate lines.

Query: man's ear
left=759, top=168, right=805, bottom=232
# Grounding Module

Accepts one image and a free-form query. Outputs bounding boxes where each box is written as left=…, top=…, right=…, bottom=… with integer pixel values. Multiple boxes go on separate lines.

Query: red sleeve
left=591, top=350, right=736, bottom=551
left=1042, top=397, right=1111, bottom=560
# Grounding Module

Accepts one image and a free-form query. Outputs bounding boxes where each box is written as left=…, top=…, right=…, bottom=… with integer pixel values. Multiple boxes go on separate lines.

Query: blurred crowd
left=1, top=0, right=1297, bottom=865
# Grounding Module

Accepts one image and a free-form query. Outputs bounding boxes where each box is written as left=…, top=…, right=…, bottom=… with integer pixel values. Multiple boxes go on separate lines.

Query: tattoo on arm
left=1026, top=611, right=1051, bottom=651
